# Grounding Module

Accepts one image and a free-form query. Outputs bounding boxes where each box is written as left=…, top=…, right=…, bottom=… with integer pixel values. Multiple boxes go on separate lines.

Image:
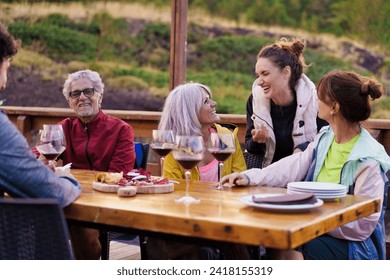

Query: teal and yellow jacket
left=243, top=126, right=390, bottom=259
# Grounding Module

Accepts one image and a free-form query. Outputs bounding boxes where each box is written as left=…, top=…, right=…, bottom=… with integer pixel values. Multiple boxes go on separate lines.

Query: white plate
left=287, top=182, right=348, bottom=192
left=287, top=189, right=347, bottom=200
left=287, top=187, right=347, bottom=195
left=239, top=194, right=324, bottom=213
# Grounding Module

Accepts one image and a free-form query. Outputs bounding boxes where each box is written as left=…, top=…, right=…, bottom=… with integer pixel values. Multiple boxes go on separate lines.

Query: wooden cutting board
left=92, top=181, right=121, bottom=193
left=136, top=183, right=174, bottom=194
left=92, top=181, right=174, bottom=194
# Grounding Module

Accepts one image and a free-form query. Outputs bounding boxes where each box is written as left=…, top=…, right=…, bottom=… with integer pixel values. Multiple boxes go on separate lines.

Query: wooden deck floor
left=108, top=237, right=141, bottom=260
left=109, top=241, right=140, bottom=260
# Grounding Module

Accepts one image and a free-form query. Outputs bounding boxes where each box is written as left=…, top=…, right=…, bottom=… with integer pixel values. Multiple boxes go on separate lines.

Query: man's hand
left=37, top=154, right=57, bottom=172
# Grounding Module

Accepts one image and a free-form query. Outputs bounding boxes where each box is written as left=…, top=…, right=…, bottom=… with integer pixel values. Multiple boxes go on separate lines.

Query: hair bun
left=360, top=82, right=370, bottom=96
left=290, top=39, right=305, bottom=57
left=361, top=78, right=383, bottom=100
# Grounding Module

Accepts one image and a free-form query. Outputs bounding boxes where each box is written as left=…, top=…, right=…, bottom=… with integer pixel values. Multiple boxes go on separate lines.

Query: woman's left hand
left=221, top=172, right=249, bottom=188
left=251, top=124, right=269, bottom=143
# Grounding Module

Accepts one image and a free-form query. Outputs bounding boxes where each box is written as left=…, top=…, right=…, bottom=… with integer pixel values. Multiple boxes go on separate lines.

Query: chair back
left=134, top=142, right=149, bottom=170
left=243, top=151, right=263, bottom=169
left=0, top=198, right=74, bottom=260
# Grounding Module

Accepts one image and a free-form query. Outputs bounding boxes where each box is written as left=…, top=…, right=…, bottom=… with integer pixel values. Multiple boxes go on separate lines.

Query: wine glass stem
left=185, top=170, right=191, bottom=197
left=160, top=156, right=165, bottom=177
left=218, top=161, right=224, bottom=189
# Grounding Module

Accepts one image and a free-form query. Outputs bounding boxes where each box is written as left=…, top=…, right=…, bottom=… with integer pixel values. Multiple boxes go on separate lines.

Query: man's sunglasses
left=69, top=88, right=95, bottom=99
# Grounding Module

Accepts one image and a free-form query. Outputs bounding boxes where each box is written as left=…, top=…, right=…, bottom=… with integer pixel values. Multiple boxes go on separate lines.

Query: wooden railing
left=2, top=106, right=248, bottom=175
left=2, top=106, right=248, bottom=143
left=3, top=106, right=390, bottom=152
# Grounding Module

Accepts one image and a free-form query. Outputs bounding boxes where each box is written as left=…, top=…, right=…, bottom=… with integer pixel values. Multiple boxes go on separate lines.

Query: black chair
left=0, top=198, right=74, bottom=260
left=100, top=142, right=149, bottom=260
left=243, top=151, right=263, bottom=169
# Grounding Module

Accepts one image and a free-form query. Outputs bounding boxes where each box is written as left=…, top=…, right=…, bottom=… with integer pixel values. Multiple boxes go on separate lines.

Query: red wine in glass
left=150, top=130, right=175, bottom=177
left=151, top=147, right=173, bottom=157
left=208, top=132, right=236, bottom=190
left=176, top=159, right=201, bottom=170
left=35, top=125, right=66, bottom=161
left=38, top=147, right=66, bottom=160
left=173, top=135, right=204, bottom=203
left=209, top=150, right=234, bottom=162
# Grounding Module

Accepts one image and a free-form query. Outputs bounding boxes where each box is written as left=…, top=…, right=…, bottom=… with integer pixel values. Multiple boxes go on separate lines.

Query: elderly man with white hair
left=58, top=69, right=136, bottom=259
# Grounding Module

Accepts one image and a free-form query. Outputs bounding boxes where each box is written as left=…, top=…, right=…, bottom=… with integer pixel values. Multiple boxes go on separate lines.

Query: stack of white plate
left=287, top=182, right=348, bottom=201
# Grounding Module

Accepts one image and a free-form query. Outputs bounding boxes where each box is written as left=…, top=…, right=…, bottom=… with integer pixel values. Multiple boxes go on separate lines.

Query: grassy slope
left=1, top=1, right=389, bottom=116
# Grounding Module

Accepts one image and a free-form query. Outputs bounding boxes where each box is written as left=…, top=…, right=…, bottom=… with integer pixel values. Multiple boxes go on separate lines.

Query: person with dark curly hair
left=0, top=24, right=19, bottom=91
left=0, top=23, right=81, bottom=207
left=223, top=70, right=390, bottom=260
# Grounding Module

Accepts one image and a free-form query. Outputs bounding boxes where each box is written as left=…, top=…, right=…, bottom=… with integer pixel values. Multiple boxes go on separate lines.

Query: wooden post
left=169, top=0, right=188, bottom=90
left=16, top=115, right=32, bottom=144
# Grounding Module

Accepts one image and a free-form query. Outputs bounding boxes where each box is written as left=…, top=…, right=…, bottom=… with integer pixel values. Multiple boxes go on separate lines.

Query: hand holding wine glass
left=35, top=124, right=66, bottom=161
left=150, top=130, right=175, bottom=177
left=208, top=132, right=236, bottom=190
left=173, top=135, right=204, bottom=203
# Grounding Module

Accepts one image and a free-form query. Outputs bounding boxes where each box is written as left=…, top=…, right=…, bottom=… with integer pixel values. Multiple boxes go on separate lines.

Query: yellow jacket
left=163, top=123, right=247, bottom=180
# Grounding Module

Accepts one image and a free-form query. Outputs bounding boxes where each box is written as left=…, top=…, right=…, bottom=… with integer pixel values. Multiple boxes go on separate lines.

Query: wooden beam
left=169, top=0, right=188, bottom=90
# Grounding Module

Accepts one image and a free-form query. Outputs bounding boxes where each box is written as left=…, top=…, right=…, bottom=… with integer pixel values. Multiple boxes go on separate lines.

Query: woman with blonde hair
left=159, top=82, right=246, bottom=181
left=147, top=82, right=248, bottom=259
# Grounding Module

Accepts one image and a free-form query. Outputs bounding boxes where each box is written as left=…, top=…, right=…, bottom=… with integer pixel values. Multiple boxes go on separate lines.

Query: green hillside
left=1, top=1, right=389, bottom=117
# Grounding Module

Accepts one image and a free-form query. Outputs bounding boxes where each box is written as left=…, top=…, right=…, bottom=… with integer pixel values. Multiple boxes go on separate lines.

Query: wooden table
left=64, top=169, right=381, bottom=250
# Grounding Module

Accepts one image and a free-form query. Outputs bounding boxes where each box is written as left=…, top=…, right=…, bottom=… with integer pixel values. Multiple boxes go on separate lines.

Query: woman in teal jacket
left=222, top=70, right=390, bottom=259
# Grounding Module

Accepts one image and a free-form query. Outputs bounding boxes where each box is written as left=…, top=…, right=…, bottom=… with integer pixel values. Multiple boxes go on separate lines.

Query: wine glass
left=35, top=124, right=66, bottom=161
left=208, top=132, right=236, bottom=190
left=150, top=130, right=175, bottom=177
left=172, top=135, right=204, bottom=203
